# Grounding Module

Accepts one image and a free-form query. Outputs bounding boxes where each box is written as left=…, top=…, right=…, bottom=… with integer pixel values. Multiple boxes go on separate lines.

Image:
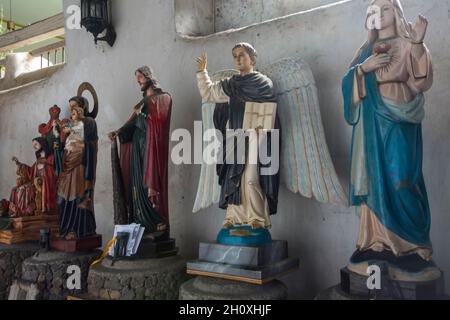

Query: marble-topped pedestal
left=187, top=240, right=299, bottom=285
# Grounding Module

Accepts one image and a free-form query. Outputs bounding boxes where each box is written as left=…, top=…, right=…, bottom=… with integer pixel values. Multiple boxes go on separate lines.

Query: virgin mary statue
left=342, top=0, right=436, bottom=275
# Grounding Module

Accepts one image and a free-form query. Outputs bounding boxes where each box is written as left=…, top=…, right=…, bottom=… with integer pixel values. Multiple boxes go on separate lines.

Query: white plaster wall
left=175, top=0, right=215, bottom=36
left=215, top=0, right=343, bottom=31
left=0, top=0, right=449, bottom=298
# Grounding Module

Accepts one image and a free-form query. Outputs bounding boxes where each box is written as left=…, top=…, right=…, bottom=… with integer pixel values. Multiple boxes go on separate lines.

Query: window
left=0, top=0, right=64, bottom=90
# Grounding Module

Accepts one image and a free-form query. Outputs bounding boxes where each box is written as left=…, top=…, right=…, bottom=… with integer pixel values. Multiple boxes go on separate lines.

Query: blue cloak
left=342, top=43, right=431, bottom=248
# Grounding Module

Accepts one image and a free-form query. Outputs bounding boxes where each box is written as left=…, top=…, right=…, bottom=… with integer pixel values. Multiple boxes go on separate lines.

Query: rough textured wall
left=175, top=0, right=215, bottom=36
left=215, top=0, right=342, bottom=31
left=0, top=0, right=449, bottom=298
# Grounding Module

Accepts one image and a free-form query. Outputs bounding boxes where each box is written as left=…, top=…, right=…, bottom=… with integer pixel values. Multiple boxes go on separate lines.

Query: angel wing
left=263, top=57, right=348, bottom=206
left=192, top=70, right=239, bottom=213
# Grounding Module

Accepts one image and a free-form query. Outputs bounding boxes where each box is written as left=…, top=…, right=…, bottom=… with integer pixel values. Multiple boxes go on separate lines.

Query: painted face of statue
left=71, top=109, right=79, bottom=121
left=69, top=100, right=79, bottom=110
left=135, top=71, right=148, bottom=91
left=50, top=108, right=60, bottom=120
left=232, top=47, right=254, bottom=73
left=370, top=0, right=396, bottom=30
left=33, top=140, right=42, bottom=152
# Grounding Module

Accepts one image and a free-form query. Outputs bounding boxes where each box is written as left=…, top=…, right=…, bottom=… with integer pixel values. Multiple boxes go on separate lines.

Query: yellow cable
left=91, top=237, right=116, bottom=266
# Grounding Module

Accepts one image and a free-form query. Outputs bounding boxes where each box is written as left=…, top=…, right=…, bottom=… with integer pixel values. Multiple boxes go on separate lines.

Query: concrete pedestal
left=0, top=243, right=39, bottom=300
left=19, top=250, right=101, bottom=300
left=87, top=255, right=188, bottom=300
left=315, top=285, right=364, bottom=300
left=179, top=276, right=288, bottom=300
left=316, top=265, right=448, bottom=300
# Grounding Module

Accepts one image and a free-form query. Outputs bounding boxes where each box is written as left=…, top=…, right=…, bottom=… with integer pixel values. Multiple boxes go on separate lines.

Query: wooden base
left=50, top=234, right=102, bottom=253
left=67, top=295, right=87, bottom=300
left=186, top=268, right=297, bottom=285
left=0, top=215, right=59, bottom=245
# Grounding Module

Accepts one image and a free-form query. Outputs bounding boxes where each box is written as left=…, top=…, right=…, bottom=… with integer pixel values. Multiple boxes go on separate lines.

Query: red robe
left=120, top=93, right=172, bottom=225
left=24, top=155, right=57, bottom=214
left=9, top=182, right=35, bottom=217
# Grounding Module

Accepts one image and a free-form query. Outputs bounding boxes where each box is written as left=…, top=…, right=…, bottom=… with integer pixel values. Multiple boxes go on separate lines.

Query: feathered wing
left=193, top=70, right=239, bottom=213
left=263, top=58, right=348, bottom=206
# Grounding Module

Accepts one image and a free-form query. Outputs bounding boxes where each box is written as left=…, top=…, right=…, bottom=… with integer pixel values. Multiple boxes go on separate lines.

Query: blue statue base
left=216, top=226, right=272, bottom=246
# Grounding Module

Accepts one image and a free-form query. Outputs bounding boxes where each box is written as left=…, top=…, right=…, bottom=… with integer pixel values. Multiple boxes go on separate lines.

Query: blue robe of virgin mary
left=342, top=43, right=431, bottom=249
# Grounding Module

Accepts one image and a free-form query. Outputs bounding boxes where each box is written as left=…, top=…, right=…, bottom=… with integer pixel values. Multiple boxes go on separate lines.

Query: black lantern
left=80, top=0, right=116, bottom=47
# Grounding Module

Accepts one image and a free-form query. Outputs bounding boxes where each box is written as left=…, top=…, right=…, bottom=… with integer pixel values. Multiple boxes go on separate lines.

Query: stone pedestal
left=18, top=250, right=101, bottom=300
left=340, top=266, right=445, bottom=300
left=315, top=285, right=364, bottom=300
left=87, top=255, right=188, bottom=300
left=0, top=243, right=39, bottom=300
left=179, top=276, right=288, bottom=300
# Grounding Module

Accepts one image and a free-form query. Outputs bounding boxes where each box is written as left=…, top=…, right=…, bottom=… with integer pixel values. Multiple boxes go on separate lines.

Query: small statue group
left=1, top=84, right=100, bottom=242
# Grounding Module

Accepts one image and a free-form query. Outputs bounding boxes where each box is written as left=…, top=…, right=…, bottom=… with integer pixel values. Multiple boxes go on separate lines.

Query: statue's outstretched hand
left=11, top=157, right=19, bottom=165
left=196, top=53, right=207, bottom=73
left=410, top=15, right=428, bottom=44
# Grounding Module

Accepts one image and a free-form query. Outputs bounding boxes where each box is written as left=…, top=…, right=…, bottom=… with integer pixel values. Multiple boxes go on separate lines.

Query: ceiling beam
left=0, top=13, right=64, bottom=52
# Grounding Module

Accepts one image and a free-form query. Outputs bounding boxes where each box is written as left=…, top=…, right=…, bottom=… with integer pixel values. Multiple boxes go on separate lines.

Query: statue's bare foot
left=65, top=232, right=77, bottom=241
left=78, top=198, right=92, bottom=210
left=223, top=220, right=234, bottom=229
left=156, top=223, right=167, bottom=232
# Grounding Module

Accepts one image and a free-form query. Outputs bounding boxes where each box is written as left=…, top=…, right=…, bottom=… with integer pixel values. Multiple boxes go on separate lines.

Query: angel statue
left=194, top=43, right=346, bottom=245
left=342, top=0, right=439, bottom=280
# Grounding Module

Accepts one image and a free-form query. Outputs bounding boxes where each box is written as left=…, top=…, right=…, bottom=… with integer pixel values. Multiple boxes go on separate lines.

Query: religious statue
left=11, top=137, right=57, bottom=216
left=56, top=93, right=99, bottom=240
left=194, top=43, right=347, bottom=245
left=8, top=159, right=36, bottom=217
left=38, top=105, right=68, bottom=176
left=342, top=0, right=437, bottom=277
left=109, top=66, right=172, bottom=241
